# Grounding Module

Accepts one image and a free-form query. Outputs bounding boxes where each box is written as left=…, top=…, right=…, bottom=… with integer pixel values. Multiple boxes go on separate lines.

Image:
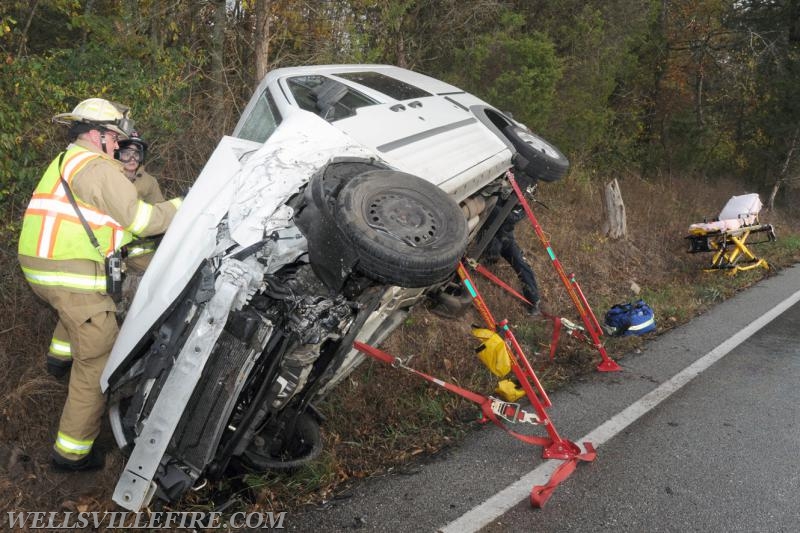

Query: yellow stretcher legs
left=686, top=224, right=775, bottom=275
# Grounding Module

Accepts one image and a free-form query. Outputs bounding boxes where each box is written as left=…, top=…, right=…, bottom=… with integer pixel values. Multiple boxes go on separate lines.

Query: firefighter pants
left=485, top=233, right=540, bottom=305
left=28, top=284, right=117, bottom=461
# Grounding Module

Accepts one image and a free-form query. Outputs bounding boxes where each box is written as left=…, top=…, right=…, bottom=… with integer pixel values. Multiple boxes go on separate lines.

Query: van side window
left=287, top=75, right=378, bottom=122
left=335, top=71, right=431, bottom=100
left=236, top=89, right=282, bottom=143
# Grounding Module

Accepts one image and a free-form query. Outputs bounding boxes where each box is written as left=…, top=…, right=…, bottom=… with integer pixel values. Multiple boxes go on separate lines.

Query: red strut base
left=597, top=357, right=622, bottom=372
left=542, top=438, right=582, bottom=460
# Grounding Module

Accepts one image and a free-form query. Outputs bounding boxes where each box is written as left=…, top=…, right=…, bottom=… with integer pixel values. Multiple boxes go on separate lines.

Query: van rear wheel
left=335, top=170, right=468, bottom=287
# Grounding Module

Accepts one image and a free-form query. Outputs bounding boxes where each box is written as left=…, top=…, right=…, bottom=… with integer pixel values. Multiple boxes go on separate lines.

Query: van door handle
left=390, top=104, right=406, bottom=112
left=408, top=101, right=422, bottom=108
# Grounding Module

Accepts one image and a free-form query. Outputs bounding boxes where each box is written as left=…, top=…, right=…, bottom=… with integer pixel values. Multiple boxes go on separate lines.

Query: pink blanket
left=688, top=193, right=761, bottom=234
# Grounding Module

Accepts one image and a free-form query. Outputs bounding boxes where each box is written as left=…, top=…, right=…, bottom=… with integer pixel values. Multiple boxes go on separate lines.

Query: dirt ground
left=2, top=171, right=799, bottom=525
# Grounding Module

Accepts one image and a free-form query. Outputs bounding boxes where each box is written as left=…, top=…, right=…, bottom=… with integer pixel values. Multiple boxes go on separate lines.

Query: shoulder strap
left=57, top=151, right=103, bottom=256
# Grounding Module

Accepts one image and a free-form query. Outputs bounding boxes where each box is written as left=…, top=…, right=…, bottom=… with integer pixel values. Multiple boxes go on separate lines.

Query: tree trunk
left=82, top=0, right=95, bottom=46
left=254, top=0, right=271, bottom=86
left=602, top=178, right=627, bottom=240
left=210, top=0, right=227, bottom=128
left=16, top=0, right=40, bottom=57
left=148, top=0, right=162, bottom=49
left=766, top=180, right=782, bottom=212
left=694, top=63, right=705, bottom=127
left=396, top=33, right=407, bottom=68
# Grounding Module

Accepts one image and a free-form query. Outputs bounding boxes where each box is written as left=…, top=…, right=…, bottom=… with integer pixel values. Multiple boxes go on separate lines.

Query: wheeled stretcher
left=686, top=193, right=776, bottom=274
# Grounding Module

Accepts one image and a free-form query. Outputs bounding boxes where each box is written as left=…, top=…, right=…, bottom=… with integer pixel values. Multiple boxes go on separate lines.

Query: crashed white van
left=101, top=65, right=568, bottom=510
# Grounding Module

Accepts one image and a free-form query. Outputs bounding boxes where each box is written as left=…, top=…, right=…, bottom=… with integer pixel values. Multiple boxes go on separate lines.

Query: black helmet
left=116, top=130, right=148, bottom=164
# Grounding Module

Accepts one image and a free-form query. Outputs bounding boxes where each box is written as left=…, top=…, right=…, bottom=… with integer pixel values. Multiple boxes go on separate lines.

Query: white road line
left=440, top=287, right=800, bottom=533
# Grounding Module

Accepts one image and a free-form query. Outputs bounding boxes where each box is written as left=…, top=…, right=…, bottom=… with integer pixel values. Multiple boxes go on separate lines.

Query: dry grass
left=2, top=171, right=800, bottom=521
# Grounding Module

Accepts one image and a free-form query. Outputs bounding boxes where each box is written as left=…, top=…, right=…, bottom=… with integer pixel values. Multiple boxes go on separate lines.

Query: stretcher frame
left=686, top=223, right=776, bottom=274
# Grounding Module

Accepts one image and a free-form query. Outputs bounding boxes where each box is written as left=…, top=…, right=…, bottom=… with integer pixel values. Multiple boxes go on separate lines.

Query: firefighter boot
left=50, top=448, right=105, bottom=473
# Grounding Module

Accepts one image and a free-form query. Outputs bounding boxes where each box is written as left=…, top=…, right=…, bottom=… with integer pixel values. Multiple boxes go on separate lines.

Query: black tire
left=335, top=170, right=468, bottom=287
left=502, top=125, right=569, bottom=182
left=241, top=413, right=323, bottom=471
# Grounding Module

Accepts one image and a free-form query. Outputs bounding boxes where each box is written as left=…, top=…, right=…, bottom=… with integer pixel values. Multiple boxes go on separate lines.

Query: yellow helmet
left=53, top=98, right=134, bottom=139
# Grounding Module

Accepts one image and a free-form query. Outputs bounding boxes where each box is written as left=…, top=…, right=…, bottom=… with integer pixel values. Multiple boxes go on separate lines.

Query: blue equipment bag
left=604, top=300, right=656, bottom=336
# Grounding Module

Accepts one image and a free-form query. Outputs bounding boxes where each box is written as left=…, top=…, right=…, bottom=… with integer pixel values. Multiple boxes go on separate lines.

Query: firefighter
left=484, top=204, right=541, bottom=315
left=116, top=131, right=164, bottom=203
left=18, top=98, right=182, bottom=471
left=115, top=131, right=164, bottom=270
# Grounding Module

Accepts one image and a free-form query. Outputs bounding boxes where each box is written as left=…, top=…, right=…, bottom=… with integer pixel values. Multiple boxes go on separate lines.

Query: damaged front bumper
left=113, top=259, right=263, bottom=511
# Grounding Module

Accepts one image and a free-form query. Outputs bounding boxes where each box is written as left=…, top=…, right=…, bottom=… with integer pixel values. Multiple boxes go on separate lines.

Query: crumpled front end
left=103, top=113, right=378, bottom=391
left=104, top=113, right=381, bottom=511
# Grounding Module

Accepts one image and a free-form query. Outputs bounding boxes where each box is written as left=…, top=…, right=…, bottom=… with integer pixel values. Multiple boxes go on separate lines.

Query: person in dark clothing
left=483, top=204, right=541, bottom=315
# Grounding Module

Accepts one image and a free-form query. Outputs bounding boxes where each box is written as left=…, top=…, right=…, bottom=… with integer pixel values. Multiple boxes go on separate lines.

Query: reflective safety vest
left=18, top=146, right=135, bottom=291
left=19, top=146, right=134, bottom=261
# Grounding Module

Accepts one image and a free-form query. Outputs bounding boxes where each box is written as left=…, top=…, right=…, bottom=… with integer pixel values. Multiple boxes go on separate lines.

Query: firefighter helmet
left=116, top=131, right=148, bottom=164
left=53, top=98, right=134, bottom=139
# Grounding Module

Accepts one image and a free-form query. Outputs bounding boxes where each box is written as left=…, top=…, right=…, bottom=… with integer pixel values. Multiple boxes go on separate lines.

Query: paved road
left=283, top=266, right=800, bottom=532
left=480, top=295, right=800, bottom=532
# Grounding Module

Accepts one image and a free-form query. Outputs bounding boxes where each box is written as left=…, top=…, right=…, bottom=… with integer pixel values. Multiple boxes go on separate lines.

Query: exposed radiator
left=170, top=329, right=255, bottom=472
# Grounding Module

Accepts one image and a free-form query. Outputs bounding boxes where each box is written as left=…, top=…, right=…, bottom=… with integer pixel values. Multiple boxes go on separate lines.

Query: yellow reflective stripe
left=127, top=247, right=154, bottom=257
left=127, top=200, right=153, bottom=234
left=55, top=432, right=93, bottom=455
left=169, top=197, right=183, bottom=210
left=22, top=267, right=105, bottom=291
left=49, top=337, right=71, bottom=357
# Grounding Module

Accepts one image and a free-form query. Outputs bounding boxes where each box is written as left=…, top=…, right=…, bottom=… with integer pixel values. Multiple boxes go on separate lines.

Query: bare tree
left=254, top=0, right=271, bottom=85
left=210, top=0, right=227, bottom=125
left=15, top=0, right=39, bottom=57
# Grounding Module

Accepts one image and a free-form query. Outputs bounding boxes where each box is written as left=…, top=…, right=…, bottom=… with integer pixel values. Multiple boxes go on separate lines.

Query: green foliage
left=342, top=0, right=505, bottom=73
left=0, top=39, right=196, bottom=243
left=628, top=0, right=800, bottom=186
left=3, top=0, right=795, bottom=197
left=448, top=11, right=561, bottom=131
left=768, top=233, right=800, bottom=265
left=545, top=5, right=616, bottom=157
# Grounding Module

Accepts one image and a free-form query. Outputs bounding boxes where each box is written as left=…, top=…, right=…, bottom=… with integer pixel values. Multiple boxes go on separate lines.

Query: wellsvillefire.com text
left=6, top=510, right=287, bottom=530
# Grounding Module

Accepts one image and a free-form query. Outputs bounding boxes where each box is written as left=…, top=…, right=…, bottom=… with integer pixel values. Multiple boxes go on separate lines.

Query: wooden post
left=602, top=178, right=627, bottom=239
